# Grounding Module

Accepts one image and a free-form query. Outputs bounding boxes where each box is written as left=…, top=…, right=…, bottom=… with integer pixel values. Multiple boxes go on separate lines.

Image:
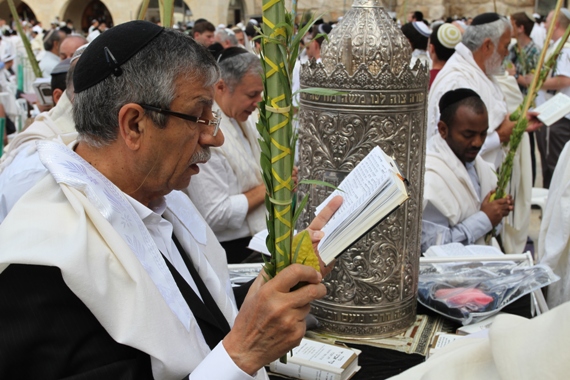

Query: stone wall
left=0, top=0, right=256, bottom=31
left=253, top=0, right=540, bottom=23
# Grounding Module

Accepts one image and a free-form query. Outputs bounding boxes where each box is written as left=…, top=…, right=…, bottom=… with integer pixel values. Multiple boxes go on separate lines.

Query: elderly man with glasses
left=185, top=47, right=267, bottom=264
left=0, top=21, right=341, bottom=380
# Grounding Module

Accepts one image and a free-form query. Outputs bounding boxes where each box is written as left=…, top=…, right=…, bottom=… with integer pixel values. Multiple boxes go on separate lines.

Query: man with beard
left=421, top=89, right=513, bottom=252
left=428, top=13, right=519, bottom=170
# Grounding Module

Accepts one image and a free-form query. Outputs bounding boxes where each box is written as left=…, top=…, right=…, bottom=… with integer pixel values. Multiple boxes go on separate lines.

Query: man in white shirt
left=38, top=29, right=62, bottom=78
left=522, top=9, right=570, bottom=188
left=186, top=47, right=265, bottom=263
left=429, top=12, right=519, bottom=170
left=0, top=21, right=341, bottom=380
left=0, top=45, right=87, bottom=223
left=422, top=88, right=513, bottom=252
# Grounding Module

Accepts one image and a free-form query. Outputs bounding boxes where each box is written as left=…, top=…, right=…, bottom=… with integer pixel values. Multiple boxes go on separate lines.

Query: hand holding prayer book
left=315, top=146, right=409, bottom=265
left=533, top=92, right=570, bottom=126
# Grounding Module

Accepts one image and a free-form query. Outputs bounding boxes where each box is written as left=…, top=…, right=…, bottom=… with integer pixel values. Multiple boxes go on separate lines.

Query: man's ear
left=117, top=103, right=147, bottom=151
left=483, top=37, right=494, bottom=55
left=52, top=88, right=63, bottom=105
left=215, top=79, right=227, bottom=94
left=437, top=120, right=449, bottom=139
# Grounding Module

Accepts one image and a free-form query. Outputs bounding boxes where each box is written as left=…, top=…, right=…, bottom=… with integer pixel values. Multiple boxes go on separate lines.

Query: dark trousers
left=221, top=236, right=257, bottom=264
left=536, top=117, right=570, bottom=188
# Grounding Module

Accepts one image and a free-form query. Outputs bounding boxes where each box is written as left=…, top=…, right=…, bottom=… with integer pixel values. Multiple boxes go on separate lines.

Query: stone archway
left=0, top=0, right=37, bottom=24
left=77, top=0, right=113, bottom=32
left=227, top=0, right=245, bottom=26
left=136, top=0, right=192, bottom=27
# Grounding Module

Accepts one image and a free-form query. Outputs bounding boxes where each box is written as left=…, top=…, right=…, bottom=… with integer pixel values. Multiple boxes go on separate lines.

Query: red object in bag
left=434, top=287, right=494, bottom=310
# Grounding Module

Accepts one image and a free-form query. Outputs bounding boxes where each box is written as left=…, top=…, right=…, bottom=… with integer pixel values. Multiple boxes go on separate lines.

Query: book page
left=315, top=146, right=392, bottom=250
left=534, top=92, right=570, bottom=126
left=290, top=339, right=356, bottom=369
left=424, top=243, right=504, bottom=258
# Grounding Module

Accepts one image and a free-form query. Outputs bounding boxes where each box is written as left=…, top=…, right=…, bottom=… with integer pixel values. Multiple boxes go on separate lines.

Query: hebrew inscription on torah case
left=297, top=0, right=428, bottom=338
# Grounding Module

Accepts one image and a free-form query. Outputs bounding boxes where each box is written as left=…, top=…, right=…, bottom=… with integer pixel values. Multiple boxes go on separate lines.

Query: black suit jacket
left=0, top=264, right=154, bottom=379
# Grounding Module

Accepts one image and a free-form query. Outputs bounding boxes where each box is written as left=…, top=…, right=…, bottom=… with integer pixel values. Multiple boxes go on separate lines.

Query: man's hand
left=525, top=110, right=543, bottom=132
left=223, top=264, right=326, bottom=375
left=292, top=166, right=299, bottom=191
left=480, top=191, right=513, bottom=227
left=306, top=195, right=343, bottom=276
left=496, top=116, right=516, bottom=143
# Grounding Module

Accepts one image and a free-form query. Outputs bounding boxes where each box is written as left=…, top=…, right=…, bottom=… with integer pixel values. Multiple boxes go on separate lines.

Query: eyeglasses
left=139, top=104, right=221, bottom=136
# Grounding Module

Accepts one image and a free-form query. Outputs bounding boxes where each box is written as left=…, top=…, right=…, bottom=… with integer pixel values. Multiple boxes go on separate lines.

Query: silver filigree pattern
left=297, top=1, right=427, bottom=338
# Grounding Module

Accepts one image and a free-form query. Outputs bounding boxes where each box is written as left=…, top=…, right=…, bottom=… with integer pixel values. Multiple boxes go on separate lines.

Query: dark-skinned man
left=422, top=88, right=513, bottom=252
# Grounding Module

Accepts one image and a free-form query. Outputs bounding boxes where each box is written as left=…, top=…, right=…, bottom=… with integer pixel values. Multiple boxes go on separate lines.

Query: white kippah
left=561, top=8, right=570, bottom=21
left=412, top=21, right=431, bottom=37
left=437, top=23, right=462, bottom=49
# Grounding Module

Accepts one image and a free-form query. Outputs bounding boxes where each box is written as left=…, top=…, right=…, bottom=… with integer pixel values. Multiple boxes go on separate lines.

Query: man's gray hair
left=462, top=17, right=511, bottom=52
left=43, top=29, right=61, bottom=51
left=73, top=29, right=220, bottom=147
left=215, top=28, right=239, bottom=47
left=219, top=52, right=261, bottom=92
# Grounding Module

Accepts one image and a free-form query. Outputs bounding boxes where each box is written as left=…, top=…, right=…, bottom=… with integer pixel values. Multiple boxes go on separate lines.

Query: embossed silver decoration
left=297, top=0, right=428, bottom=338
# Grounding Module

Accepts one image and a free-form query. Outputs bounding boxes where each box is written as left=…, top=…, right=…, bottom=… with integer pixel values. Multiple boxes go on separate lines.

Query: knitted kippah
left=439, top=88, right=481, bottom=113
left=437, top=23, right=462, bottom=49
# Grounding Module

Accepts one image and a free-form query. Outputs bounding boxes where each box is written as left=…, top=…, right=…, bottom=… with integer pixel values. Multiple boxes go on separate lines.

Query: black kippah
left=74, top=20, right=164, bottom=93
left=439, top=88, right=481, bottom=113
left=471, top=12, right=501, bottom=26
left=51, top=58, right=71, bottom=76
left=216, top=46, right=250, bottom=63
left=207, top=42, right=224, bottom=60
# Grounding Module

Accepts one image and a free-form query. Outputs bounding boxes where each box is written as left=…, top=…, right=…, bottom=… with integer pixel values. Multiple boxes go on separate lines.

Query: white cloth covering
left=539, top=142, right=570, bottom=308
left=423, top=134, right=498, bottom=246
left=0, top=91, right=76, bottom=223
left=493, top=71, right=524, bottom=114
left=388, top=301, right=570, bottom=380
left=500, top=132, right=532, bottom=254
left=186, top=103, right=265, bottom=242
left=0, top=140, right=267, bottom=380
left=428, top=43, right=507, bottom=170
left=38, top=50, right=60, bottom=78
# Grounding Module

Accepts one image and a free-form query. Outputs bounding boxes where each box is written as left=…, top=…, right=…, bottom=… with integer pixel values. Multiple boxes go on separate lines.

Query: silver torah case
left=297, top=0, right=428, bottom=338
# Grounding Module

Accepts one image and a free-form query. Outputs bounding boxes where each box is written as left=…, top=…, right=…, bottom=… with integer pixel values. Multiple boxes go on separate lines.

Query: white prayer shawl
left=493, top=71, right=524, bottom=114
left=388, top=301, right=570, bottom=380
left=501, top=132, right=532, bottom=254
left=0, top=140, right=267, bottom=380
left=424, top=134, right=497, bottom=245
left=0, top=91, right=76, bottom=172
left=214, top=103, right=265, bottom=235
left=539, top=142, right=570, bottom=309
left=428, top=43, right=508, bottom=168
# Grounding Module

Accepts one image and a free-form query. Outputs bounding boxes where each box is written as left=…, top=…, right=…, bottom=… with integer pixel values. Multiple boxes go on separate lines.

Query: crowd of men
left=0, top=7, right=569, bottom=380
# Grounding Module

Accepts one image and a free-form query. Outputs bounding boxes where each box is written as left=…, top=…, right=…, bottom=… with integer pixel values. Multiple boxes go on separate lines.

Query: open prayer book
left=534, top=92, right=570, bottom=126
left=316, top=146, right=409, bottom=265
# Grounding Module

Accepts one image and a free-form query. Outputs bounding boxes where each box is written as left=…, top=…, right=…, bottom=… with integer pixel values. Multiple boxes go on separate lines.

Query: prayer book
left=316, top=146, right=409, bottom=265
left=269, top=338, right=361, bottom=380
left=534, top=92, right=570, bottom=126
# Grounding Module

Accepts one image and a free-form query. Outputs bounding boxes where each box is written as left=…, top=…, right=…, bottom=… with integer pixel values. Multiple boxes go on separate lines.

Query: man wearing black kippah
left=0, top=21, right=341, bottom=380
left=421, top=88, right=513, bottom=252
left=429, top=12, right=540, bottom=169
